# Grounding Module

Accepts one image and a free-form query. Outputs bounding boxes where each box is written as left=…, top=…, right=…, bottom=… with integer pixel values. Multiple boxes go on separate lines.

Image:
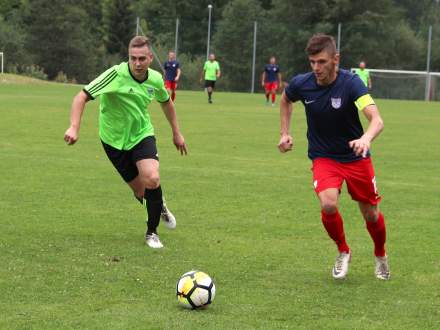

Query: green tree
left=103, top=0, right=135, bottom=59
left=25, top=0, right=98, bottom=82
left=0, top=1, right=31, bottom=72
left=211, top=0, right=266, bottom=91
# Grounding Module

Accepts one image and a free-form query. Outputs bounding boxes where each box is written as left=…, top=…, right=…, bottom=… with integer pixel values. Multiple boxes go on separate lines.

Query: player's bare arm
left=64, top=90, right=90, bottom=145
left=160, top=100, right=187, bottom=155
left=216, top=69, right=221, bottom=79
left=278, top=91, right=294, bottom=153
left=200, top=70, right=205, bottom=83
left=261, top=72, right=266, bottom=87
left=349, top=104, right=384, bottom=157
left=175, top=68, right=181, bottom=82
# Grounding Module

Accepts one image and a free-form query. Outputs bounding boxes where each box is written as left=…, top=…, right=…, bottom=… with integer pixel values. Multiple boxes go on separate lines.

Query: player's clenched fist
left=64, top=126, right=79, bottom=145
left=278, top=134, right=293, bottom=153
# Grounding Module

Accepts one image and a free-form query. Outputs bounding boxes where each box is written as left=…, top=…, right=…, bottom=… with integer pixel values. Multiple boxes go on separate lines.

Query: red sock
left=321, top=210, right=350, bottom=253
left=171, top=91, right=176, bottom=101
left=366, top=212, right=386, bottom=257
left=271, top=93, right=276, bottom=103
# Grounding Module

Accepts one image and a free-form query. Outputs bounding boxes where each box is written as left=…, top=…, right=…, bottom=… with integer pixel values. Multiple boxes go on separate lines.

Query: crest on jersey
left=331, top=97, right=342, bottom=109
left=147, top=87, right=154, bottom=96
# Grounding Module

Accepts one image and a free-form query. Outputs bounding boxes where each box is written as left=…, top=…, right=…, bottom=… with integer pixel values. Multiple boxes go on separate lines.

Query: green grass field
left=1, top=74, right=439, bottom=329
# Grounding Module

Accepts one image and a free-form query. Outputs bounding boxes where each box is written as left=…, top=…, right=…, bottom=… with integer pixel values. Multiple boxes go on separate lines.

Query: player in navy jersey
left=163, top=51, right=181, bottom=101
left=278, top=34, right=390, bottom=280
left=261, top=56, right=281, bottom=106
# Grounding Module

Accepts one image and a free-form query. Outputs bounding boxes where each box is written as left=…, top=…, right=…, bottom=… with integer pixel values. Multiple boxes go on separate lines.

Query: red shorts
left=312, top=157, right=381, bottom=205
left=165, top=80, right=177, bottom=90
left=264, top=82, right=278, bottom=93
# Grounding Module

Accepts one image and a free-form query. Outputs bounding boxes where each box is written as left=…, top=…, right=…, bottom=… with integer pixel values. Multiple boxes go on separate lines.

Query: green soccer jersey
left=84, top=62, right=169, bottom=150
left=203, top=60, right=220, bottom=81
left=355, top=68, right=370, bottom=87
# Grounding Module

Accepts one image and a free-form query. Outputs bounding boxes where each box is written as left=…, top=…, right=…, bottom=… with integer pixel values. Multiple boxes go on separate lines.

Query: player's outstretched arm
left=349, top=104, right=384, bottom=157
left=64, top=90, right=89, bottom=145
left=160, top=100, right=188, bottom=155
left=278, top=91, right=294, bottom=153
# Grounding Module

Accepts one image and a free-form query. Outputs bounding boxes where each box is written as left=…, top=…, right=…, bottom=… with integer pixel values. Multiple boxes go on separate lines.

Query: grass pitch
left=0, top=76, right=439, bottom=329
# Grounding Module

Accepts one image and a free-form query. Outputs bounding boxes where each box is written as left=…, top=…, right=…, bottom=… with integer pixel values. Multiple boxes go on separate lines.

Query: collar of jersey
left=127, top=63, right=149, bottom=84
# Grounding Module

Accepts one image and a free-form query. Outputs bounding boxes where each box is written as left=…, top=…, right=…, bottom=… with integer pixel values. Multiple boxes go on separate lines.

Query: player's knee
left=363, top=209, right=379, bottom=222
left=141, top=172, right=160, bottom=189
left=321, top=201, right=338, bottom=214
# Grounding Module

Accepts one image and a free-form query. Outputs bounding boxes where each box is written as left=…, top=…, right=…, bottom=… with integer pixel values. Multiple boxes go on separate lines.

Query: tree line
left=0, top=0, right=439, bottom=91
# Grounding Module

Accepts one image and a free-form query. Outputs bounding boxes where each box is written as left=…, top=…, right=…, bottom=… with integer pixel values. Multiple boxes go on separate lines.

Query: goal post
left=351, top=68, right=440, bottom=101
left=0, top=52, right=3, bottom=74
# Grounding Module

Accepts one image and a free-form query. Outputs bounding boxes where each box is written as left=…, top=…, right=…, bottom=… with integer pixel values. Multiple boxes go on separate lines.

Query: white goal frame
left=0, top=52, right=3, bottom=74
left=351, top=68, right=440, bottom=101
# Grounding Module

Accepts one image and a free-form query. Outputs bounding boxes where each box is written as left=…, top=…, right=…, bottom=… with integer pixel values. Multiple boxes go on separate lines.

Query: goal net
left=351, top=68, right=440, bottom=101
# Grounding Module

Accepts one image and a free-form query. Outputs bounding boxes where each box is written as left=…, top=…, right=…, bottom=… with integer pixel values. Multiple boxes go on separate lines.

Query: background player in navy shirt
left=163, top=51, right=181, bottom=101
left=278, top=34, right=390, bottom=280
left=261, top=56, right=282, bottom=106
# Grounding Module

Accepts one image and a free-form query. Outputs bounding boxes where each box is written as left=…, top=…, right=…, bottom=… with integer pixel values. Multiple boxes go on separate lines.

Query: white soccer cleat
left=332, top=252, right=351, bottom=280
left=161, top=201, right=176, bottom=230
left=145, top=233, right=164, bottom=249
left=375, top=255, right=390, bottom=280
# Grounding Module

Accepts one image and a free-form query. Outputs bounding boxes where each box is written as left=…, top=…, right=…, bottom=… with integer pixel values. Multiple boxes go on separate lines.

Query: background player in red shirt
left=163, top=51, right=181, bottom=102
left=261, top=56, right=282, bottom=106
left=278, top=34, right=390, bottom=280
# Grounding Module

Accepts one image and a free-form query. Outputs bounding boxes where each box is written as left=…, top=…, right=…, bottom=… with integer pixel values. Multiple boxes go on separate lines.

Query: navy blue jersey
left=264, top=64, right=280, bottom=83
left=164, top=60, right=180, bottom=81
left=285, top=69, right=369, bottom=162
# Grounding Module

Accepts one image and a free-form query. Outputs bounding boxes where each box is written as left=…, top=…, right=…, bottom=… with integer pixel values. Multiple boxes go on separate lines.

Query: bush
left=54, top=71, right=68, bottom=83
left=21, top=64, right=48, bottom=80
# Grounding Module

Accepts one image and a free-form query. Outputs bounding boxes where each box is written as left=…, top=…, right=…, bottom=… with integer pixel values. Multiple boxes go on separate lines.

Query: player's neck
left=317, top=69, right=338, bottom=86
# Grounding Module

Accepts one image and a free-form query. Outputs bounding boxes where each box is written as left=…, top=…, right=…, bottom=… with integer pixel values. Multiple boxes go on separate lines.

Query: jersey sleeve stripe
left=86, top=69, right=116, bottom=93
left=87, top=70, right=117, bottom=95
left=354, top=94, right=375, bottom=111
left=82, top=88, right=94, bottom=100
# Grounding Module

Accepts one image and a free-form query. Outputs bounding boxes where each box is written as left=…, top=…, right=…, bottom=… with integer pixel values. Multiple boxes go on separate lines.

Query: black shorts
left=101, top=136, right=158, bottom=183
left=205, top=80, right=216, bottom=88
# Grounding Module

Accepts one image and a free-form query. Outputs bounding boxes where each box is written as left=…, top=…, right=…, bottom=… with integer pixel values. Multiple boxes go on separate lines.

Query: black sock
left=144, top=186, right=163, bottom=235
left=208, top=91, right=212, bottom=100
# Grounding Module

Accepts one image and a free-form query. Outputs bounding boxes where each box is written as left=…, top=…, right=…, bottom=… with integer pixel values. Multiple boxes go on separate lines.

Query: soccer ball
left=176, top=270, right=216, bottom=309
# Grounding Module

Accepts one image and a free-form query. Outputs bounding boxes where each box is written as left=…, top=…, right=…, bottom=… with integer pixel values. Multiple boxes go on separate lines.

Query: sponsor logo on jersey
left=331, top=97, right=342, bottom=109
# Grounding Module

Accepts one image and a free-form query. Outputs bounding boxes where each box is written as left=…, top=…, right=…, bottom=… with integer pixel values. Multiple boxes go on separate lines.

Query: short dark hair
left=305, top=34, right=337, bottom=56
left=128, top=36, right=151, bottom=49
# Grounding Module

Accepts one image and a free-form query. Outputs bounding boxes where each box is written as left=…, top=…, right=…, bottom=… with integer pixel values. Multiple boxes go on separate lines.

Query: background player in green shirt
left=64, top=36, right=187, bottom=249
left=355, top=61, right=372, bottom=90
left=200, top=53, right=221, bottom=103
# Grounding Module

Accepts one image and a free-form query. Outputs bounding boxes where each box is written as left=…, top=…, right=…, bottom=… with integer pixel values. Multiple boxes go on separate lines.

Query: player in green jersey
left=64, top=36, right=187, bottom=249
left=200, top=53, right=221, bottom=103
left=355, top=61, right=372, bottom=90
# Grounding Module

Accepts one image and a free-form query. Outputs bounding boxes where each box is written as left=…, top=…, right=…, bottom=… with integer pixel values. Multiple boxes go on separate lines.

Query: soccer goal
left=0, top=52, right=4, bottom=74
left=351, top=68, right=440, bottom=101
